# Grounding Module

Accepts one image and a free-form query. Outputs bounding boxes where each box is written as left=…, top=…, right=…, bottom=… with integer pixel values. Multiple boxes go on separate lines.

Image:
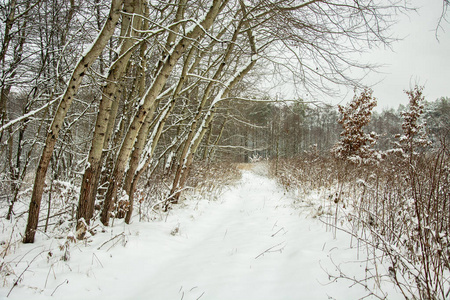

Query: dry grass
left=236, top=163, right=253, bottom=170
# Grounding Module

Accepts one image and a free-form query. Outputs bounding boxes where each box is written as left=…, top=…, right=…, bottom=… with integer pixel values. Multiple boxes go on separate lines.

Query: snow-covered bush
left=349, top=149, right=450, bottom=300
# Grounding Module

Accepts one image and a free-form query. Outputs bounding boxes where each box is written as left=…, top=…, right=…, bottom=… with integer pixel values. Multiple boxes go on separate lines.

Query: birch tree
left=124, top=0, right=405, bottom=216
left=173, top=57, right=257, bottom=203
left=23, top=0, right=124, bottom=243
left=169, top=1, right=257, bottom=203
left=6, top=0, right=412, bottom=235
left=169, top=18, right=245, bottom=203
left=120, top=0, right=190, bottom=220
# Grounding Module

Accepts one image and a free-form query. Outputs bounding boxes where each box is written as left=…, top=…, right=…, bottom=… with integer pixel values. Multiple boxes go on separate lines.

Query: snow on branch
left=0, top=96, right=60, bottom=134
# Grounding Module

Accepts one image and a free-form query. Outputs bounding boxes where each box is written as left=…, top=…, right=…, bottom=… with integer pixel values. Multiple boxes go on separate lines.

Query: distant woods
left=227, top=95, right=450, bottom=162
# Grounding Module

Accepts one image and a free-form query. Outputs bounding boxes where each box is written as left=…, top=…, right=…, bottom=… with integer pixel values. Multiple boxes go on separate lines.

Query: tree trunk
left=123, top=42, right=200, bottom=223
left=206, top=117, right=227, bottom=162
left=122, top=0, right=187, bottom=206
left=169, top=20, right=243, bottom=203
left=174, top=56, right=257, bottom=202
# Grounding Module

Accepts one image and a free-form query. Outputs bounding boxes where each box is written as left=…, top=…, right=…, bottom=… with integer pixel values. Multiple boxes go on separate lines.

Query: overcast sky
left=267, top=1, right=449, bottom=110
left=357, top=0, right=450, bottom=110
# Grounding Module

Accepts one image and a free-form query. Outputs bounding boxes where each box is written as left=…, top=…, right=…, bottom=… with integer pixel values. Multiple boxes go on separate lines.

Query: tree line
left=218, top=95, right=449, bottom=162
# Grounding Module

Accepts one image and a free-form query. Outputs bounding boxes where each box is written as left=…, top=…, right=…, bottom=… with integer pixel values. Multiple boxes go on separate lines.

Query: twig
left=91, top=253, right=103, bottom=268
left=51, top=279, right=69, bottom=296
left=2, top=220, right=18, bottom=259
left=271, top=227, right=285, bottom=237
left=7, top=249, right=46, bottom=297
left=97, top=232, right=125, bottom=250
left=196, top=292, right=205, bottom=300
left=15, top=246, right=43, bottom=267
left=271, top=220, right=278, bottom=230
left=322, top=256, right=388, bottom=300
left=44, top=264, right=56, bottom=288
left=255, top=242, right=285, bottom=259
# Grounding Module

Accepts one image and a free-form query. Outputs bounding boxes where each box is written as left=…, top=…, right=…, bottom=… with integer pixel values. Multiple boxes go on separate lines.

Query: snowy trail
left=5, top=164, right=400, bottom=300
left=102, top=166, right=368, bottom=300
left=140, top=169, right=335, bottom=300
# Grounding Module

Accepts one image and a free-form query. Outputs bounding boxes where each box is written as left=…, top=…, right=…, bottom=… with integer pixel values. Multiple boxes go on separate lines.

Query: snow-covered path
left=4, top=164, right=400, bottom=300
left=138, top=168, right=340, bottom=300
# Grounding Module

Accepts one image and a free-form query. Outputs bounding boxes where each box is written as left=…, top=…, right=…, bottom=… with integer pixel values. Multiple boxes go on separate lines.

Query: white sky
left=358, top=0, right=450, bottom=110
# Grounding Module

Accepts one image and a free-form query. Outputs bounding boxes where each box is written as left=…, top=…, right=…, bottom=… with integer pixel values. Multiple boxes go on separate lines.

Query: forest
left=0, top=0, right=449, bottom=299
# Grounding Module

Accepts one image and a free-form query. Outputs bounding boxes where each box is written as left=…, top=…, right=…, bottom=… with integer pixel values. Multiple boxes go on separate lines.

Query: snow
left=1, top=163, right=402, bottom=299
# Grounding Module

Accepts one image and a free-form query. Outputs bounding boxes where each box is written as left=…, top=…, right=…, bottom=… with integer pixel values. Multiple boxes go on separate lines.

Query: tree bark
left=169, top=19, right=243, bottom=203
left=122, top=0, right=187, bottom=204
left=123, top=41, right=203, bottom=223
left=123, top=26, right=229, bottom=217
left=175, top=55, right=257, bottom=202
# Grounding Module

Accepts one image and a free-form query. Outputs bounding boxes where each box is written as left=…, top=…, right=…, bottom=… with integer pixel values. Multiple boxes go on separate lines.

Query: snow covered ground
left=1, top=163, right=402, bottom=299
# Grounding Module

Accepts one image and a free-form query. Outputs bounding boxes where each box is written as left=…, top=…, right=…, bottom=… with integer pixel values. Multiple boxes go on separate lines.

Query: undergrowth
left=272, top=147, right=450, bottom=300
left=0, top=161, right=240, bottom=294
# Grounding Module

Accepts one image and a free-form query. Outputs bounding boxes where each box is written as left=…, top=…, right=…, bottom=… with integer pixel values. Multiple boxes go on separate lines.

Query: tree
left=76, top=0, right=146, bottom=234
left=331, top=88, right=378, bottom=164
left=395, top=86, right=430, bottom=163
left=424, top=97, right=450, bottom=144
left=99, top=0, right=228, bottom=225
